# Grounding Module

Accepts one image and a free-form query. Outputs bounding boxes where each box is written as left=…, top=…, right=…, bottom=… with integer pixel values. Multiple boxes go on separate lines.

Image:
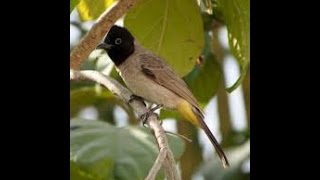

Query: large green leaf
left=77, top=0, right=116, bottom=21
left=124, top=0, right=204, bottom=77
left=218, top=0, right=250, bottom=92
left=70, top=0, right=80, bottom=13
left=70, top=119, right=185, bottom=180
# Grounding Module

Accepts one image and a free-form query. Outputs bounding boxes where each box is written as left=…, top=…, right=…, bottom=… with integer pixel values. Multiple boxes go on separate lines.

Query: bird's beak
left=96, top=43, right=113, bottom=50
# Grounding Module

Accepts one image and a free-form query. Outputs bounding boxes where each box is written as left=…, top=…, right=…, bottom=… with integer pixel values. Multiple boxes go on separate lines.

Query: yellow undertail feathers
left=177, top=99, right=201, bottom=127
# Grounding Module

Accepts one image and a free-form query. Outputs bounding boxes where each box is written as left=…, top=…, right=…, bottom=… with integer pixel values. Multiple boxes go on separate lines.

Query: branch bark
left=70, top=70, right=180, bottom=180
left=70, top=0, right=138, bottom=70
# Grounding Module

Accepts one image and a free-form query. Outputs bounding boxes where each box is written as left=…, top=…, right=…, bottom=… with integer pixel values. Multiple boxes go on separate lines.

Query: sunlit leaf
left=217, top=0, right=250, bottom=92
left=77, top=0, right=116, bottom=21
left=124, top=0, right=204, bottom=77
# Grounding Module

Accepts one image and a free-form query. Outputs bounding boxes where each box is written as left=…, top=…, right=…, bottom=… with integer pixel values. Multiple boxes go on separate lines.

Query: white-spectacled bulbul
left=97, top=25, right=229, bottom=168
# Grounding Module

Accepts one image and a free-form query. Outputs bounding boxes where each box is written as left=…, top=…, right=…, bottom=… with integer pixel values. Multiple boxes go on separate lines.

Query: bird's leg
left=140, top=104, right=163, bottom=127
left=149, top=104, right=164, bottom=125
left=150, top=104, right=163, bottom=125
left=149, top=104, right=163, bottom=125
left=150, top=104, right=163, bottom=112
left=129, top=94, right=146, bottom=107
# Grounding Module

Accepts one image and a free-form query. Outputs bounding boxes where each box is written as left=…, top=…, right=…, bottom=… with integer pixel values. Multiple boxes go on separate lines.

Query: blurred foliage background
left=70, top=0, right=250, bottom=179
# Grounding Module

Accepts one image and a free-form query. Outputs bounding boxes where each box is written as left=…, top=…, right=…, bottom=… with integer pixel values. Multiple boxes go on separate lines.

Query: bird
left=97, top=25, right=229, bottom=168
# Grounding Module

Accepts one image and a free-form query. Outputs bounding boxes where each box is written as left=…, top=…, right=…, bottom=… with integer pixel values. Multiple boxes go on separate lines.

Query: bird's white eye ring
left=115, top=38, right=122, bottom=45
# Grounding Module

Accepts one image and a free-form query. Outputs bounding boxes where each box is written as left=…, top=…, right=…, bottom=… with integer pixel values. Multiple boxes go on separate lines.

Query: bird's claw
left=140, top=104, right=163, bottom=127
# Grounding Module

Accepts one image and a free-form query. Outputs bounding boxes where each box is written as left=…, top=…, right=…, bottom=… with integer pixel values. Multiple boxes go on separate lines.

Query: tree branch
left=145, top=147, right=167, bottom=180
left=70, top=70, right=181, bottom=180
left=70, top=0, right=138, bottom=70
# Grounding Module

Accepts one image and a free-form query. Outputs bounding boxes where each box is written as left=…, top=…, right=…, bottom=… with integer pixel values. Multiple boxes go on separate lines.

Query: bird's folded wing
left=138, top=53, right=199, bottom=108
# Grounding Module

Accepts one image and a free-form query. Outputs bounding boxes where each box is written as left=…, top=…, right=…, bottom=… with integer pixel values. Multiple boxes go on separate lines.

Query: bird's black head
left=97, top=25, right=135, bottom=66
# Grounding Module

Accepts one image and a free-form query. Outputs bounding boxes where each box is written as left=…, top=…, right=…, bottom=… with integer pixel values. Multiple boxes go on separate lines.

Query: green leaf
left=124, top=0, right=204, bottom=77
left=226, top=63, right=249, bottom=93
left=184, top=53, right=221, bottom=105
left=70, top=87, right=116, bottom=123
left=218, top=0, right=250, bottom=92
left=159, top=109, right=179, bottom=121
left=70, top=119, right=185, bottom=180
left=70, top=0, right=80, bottom=13
left=184, top=32, right=221, bottom=106
left=70, top=81, right=95, bottom=90
left=77, top=0, right=116, bottom=21
left=71, top=160, right=110, bottom=180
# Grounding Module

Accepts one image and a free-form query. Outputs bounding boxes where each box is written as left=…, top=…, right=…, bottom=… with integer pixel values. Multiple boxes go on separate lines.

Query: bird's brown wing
left=138, top=53, right=200, bottom=109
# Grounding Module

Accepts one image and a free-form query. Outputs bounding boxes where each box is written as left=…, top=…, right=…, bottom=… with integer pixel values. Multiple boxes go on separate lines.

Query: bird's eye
left=115, top=38, right=122, bottom=45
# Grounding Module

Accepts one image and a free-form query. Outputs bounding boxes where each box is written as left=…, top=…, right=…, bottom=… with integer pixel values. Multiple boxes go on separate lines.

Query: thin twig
left=164, top=150, right=180, bottom=180
left=145, top=148, right=167, bottom=180
left=165, top=131, right=192, bottom=143
left=70, top=0, right=138, bottom=70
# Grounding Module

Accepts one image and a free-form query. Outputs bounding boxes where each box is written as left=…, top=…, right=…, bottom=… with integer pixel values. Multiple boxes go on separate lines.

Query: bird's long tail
left=177, top=100, right=230, bottom=168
